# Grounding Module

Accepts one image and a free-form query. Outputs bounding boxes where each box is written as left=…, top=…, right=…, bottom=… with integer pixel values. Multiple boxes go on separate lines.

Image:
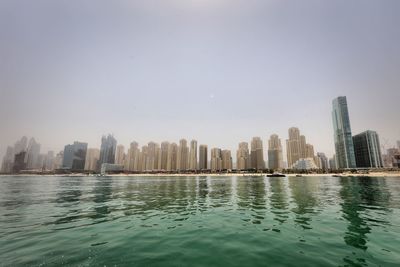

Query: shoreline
left=1, top=172, right=400, bottom=177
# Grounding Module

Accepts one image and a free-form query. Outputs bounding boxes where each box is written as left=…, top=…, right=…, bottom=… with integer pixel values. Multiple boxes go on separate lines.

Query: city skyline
left=1, top=1, right=400, bottom=161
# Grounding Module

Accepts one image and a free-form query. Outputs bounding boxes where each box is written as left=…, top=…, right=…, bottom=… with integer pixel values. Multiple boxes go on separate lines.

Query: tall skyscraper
left=126, top=142, right=140, bottom=171
left=167, top=143, right=178, bottom=171
left=159, top=142, right=170, bottom=170
left=13, top=151, right=27, bottom=173
left=286, top=127, right=301, bottom=168
left=221, top=149, right=233, bottom=170
left=316, top=152, right=329, bottom=171
left=62, top=141, right=88, bottom=170
left=353, top=130, right=383, bottom=168
left=332, top=96, right=356, bottom=169
left=397, top=140, right=400, bottom=150
left=305, top=144, right=315, bottom=159
left=251, top=137, right=265, bottom=170
left=177, top=139, right=189, bottom=171
left=237, top=142, right=250, bottom=170
left=199, top=144, right=208, bottom=170
left=44, top=151, right=55, bottom=171
left=268, top=134, right=283, bottom=170
left=146, top=142, right=160, bottom=171
left=115, top=145, right=125, bottom=166
left=189, top=140, right=198, bottom=170
left=26, top=138, right=41, bottom=169
left=84, top=148, right=100, bottom=171
left=210, top=148, right=222, bottom=172
left=99, top=134, right=117, bottom=169
left=329, top=156, right=337, bottom=170
left=14, top=136, right=28, bottom=155
left=1, top=146, right=14, bottom=173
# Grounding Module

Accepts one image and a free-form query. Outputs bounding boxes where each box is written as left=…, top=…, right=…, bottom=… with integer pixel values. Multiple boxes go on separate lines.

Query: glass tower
left=332, top=96, right=356, bottom=169
left=353, top=130, right=383, bottom=168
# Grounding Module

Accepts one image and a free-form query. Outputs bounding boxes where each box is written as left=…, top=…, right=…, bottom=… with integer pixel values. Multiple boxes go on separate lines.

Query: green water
left=1, top=176, right=400, bottom=266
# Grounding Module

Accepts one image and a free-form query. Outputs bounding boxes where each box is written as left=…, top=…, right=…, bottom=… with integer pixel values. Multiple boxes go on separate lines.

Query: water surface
left=1, top=175, right=400, bottom=266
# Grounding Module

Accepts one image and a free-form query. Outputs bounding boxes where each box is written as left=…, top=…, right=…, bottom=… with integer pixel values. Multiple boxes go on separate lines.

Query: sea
left=1, top=175, right=399, bottom=266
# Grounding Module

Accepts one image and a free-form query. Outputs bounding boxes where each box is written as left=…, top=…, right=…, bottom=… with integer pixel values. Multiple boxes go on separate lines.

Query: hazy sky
left=1, top=0, right=400, bottom=160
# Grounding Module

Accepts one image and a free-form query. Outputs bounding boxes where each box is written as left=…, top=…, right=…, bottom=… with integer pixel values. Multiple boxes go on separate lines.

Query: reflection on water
left=0, top=175, right=399, bottom=266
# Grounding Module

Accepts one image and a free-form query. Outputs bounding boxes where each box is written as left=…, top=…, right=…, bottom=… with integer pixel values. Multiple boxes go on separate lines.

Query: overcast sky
left=1, top=0, right=399, bottom=160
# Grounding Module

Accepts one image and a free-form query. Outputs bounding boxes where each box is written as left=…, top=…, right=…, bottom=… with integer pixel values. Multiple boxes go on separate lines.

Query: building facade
left=332, top=96, right=356, bottom=169
left=268, top=134, right=283, bottom=170
left=99, top=134, right=117, bottom=169
left=251, top=137, right=265, bottom=170
left=199, top=144, right=208, bottom=170
left=353, top=130, right=383, bottom=168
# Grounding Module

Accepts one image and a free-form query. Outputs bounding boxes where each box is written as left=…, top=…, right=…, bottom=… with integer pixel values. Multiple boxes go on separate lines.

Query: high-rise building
left=329, top=155, right=337, bottom=170
left=221, top=149, right=233, bottom=170
left=237, top=142, right=250, bottom=170
left=138, top=145, right=148, bottom=171
left=199, top=145, right=208, bottom=170
left=26, top=138, right=41, bottom=169
left=44, top=151, right=55, bottom=170
left=353, top=130, right=383, bottom=168
left=397, top=141, right=400, bottom=150
left=115, top=145, right=125, bottom=166
left=305, top=144, right=315, bottom=159
left=13, top=151, right=27, bottom=173
left=210, top=148, right=222, bottom=172
left=146, top=142, right=160, bottom=171
left=316, top=152, right=329, bottom=171
left=84, top=148, right=100, bottom=171
left=177, top=139, right=189, bottom=171
left=159, top=142, right=170, bottom=170
left=268, top=134, right=283, bottom=170
left=332, top=96, right=356, bottom=169
left=251, top=137, right=265, bottom=170
left=126, top=142, right=140, bottom=171
left=62, top=141, right=88, bottom=170
left=14, top=136, right=28, bottom=155
left=189, top=140, right=198, bottom=170
left=286, top=127, right=301, bottom=168
left=99, top=134, right=117, bottom=169
left=1, top=146, right=14, bottom=173
left=167, top=143, right=178, bottom=171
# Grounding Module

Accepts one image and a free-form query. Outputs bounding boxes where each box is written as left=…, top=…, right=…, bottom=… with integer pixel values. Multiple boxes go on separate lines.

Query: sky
left=1, top=0, right=400, bottom=161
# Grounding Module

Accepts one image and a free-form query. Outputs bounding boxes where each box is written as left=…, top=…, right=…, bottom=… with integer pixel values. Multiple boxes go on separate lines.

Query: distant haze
left=1, top=0, right=400, bottom=160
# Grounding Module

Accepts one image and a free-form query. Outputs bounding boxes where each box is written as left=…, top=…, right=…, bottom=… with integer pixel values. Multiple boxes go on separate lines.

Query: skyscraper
left=62, top=141, right=88, bottom=170
left=353, top=130, right=383, bottom=168
left=84, top=148, right=100, bottom=171
left=221, top=149, right=233, bottom=170
left=199, top=144, right=208, bottom=170
left=189, top=140, right=198, bottom=170
left=177, top=139, right=189, bottom=171
left=126, top=142, right=140, bottom=171
left=316, top=152, right=329, bottom=171
left=167, top=143, right=178, bottom=171
left=210, top=148, right=222, bottom=172
left=160, top=142, right=170, bottom=171
left=286, top=127, right=301, bottom=168
left=268, top=134, right=283, bottom=170
left=44, top=151, right=55, bottom=171
left=251, top=137, right=265, bottom=170
left=332, top=96, right=356, bottom=169
left=237, top=142, right=250, bottom=170
left=1, top=146, right=14, bottom=173
left=99, top=134, right=117, bottom=169
left=146, top=142, right=160, bottom=171
left=115, top=145, right=125, bottom=166
left=26, top=138, right=41, bottom=169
